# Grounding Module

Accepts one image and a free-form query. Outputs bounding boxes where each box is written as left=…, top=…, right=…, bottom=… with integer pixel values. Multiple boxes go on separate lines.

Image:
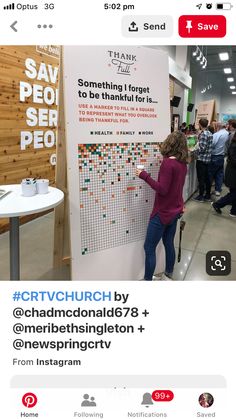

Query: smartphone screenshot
left=0, top=0, right=235, bottom=417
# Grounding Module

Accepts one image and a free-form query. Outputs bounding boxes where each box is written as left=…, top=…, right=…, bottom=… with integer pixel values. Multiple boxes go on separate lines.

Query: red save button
left=179, top=15, right=226, bottom=38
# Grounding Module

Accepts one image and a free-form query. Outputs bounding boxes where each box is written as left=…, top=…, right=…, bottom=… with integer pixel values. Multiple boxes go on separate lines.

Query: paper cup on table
left=36, top=179, right=49, bottom=194
left=137, top=165, right=145, bottom=170
left=21, top=179, right=36, bottom=197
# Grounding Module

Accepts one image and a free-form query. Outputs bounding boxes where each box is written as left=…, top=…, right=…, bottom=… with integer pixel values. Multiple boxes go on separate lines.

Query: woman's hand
left=135, top=169, right=143, bottom=177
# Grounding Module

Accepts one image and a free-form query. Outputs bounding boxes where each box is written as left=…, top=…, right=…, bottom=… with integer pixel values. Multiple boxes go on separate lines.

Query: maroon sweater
left=139, top=157, right=187, bottom=225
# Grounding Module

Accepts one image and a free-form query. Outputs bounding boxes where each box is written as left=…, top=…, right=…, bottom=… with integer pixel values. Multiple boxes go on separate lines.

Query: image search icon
left=206, top=251, right=231, bottom=276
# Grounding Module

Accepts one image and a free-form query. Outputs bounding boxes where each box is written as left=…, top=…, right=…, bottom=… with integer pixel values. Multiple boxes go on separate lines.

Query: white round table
left=0, top=185, right=64, bottom=280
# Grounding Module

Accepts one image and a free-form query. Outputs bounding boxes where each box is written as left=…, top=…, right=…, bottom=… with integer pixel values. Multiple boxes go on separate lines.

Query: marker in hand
left=136, top=164, right=145, bottom=177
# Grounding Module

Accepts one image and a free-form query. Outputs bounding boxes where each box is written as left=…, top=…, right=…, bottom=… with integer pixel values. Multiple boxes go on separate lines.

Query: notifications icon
left=22, top=393, right=38, bottom=408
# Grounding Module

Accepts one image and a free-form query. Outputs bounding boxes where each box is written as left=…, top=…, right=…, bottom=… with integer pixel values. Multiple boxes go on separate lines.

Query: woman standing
left=136, top=132, right=188, bottom=281
left=212, top=132, right=236, bottom=217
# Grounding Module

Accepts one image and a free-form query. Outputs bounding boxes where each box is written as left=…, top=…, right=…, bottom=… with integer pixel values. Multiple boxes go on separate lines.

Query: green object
left=187, top=136, right=196, bottom=147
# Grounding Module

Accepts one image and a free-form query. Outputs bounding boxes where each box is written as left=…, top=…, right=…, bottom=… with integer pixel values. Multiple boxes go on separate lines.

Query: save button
left=179, top=15, right=226, bottom=38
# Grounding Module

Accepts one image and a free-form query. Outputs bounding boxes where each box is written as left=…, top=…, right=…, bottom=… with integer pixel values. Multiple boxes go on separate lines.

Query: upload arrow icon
left=128, top=21, right=139, bottom=32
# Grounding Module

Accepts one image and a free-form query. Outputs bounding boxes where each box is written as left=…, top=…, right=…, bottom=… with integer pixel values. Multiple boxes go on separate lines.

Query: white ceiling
left=190, top=45, right=236, bottom=93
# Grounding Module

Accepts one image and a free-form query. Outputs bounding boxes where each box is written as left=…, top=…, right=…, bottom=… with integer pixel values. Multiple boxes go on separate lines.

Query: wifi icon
left=3, top=2, right=15, bottom=9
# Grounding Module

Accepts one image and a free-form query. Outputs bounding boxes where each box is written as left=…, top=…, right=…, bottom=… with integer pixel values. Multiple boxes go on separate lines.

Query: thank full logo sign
left=108, top=49, right=137, bottom=76
left=19, top=58, right=59, bottom=151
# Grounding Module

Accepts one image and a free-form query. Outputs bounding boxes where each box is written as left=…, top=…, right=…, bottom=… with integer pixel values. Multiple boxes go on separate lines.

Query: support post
left=10, top=217, right=20, bottom=280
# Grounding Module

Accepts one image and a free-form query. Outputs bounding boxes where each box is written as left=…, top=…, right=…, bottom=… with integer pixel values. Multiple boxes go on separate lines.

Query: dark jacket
left=225, top=141, right=236, bottom=189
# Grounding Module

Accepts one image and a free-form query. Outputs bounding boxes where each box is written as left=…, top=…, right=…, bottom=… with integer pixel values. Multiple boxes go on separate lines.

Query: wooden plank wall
left=53, top=51, right=70, bottom=268
left=0, top=46, right=60, bottom=232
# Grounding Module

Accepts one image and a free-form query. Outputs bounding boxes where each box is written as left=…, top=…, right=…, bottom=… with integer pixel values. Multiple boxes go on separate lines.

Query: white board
left=63, top=46, right=170, bottom=280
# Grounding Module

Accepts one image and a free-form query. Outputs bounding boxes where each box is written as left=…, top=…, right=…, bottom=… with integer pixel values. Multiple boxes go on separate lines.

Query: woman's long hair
left=160, top=131, right=188, bottom=163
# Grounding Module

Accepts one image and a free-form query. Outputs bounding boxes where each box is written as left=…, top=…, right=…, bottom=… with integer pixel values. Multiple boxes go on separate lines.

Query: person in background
left=180, top=122, right=187, bottom=133
left=193, top=118, right=213, bottom=202
left=207, top=125, right=215, bottom=135
left=212, top=132, right=236, bottom=217
left=211, top=119, right=217, bottom=133
left=135, top=131, right=188, bottom=281
left=188, top=123, right=197, bottom=134
left=226, top=118, right=234, bottom=133
left=209, top=122, right=229, bottom=196
left=225, top=119, right=236, bottom=154
left=191, top=123, right=196, bottom=133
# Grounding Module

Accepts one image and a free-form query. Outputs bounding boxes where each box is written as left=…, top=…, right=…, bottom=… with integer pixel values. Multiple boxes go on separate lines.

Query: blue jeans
left=144, top=214, right=179, bottom=281
left=209, top=155, right=225, bottom=193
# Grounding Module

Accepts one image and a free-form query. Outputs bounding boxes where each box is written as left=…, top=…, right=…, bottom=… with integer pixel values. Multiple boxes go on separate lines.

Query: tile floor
left=0, top=191, right=235, bottom=281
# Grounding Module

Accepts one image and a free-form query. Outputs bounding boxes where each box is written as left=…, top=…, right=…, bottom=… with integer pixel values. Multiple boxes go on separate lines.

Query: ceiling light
left=230, top=86, right=236, bottom=89
left=196, top=51, right=202, bottom=61
left=202, top=59, right=208, bottom=69
left=219, top=52, right=229, bottom=61
left=232, top=92, right=236, bottom=95
left=227, top=77, right=234, bottom=82
left=224, top=68, right=232, bottom=74
left=192, top=47, right=198, bottom=56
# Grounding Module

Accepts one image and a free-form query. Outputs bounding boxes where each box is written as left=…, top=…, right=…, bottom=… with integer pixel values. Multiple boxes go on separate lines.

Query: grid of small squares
left=78, top=143, right=162, bottom=255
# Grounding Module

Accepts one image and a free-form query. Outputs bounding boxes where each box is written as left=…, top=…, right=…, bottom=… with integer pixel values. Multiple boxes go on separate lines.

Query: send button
left=144, top=22, right=167, bottom=31
left=122, top=16, right=173, bottom=37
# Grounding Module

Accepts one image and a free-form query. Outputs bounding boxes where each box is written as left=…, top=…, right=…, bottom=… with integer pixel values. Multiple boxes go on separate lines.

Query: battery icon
left=216, top=2, right=233, bottom=9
